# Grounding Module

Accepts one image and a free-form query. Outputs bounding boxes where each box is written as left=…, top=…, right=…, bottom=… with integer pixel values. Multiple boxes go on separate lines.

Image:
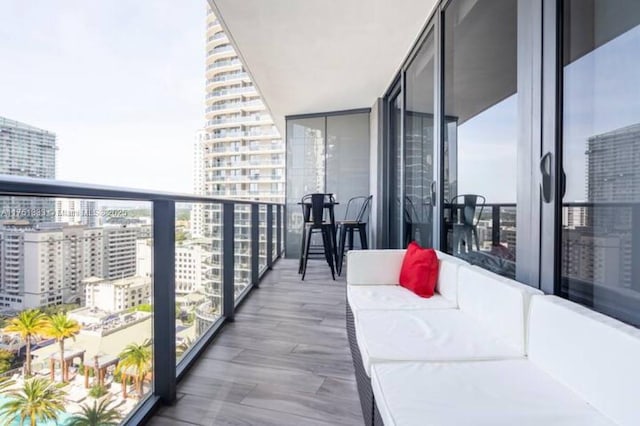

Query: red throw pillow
left=398, top=242, right=439, bottom=298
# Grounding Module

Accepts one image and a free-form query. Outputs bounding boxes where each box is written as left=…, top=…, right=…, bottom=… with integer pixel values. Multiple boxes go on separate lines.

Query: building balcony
left=2, top=0, right=639, bottom=425
left=206, top=47, right=236, bottom=62
left=205, top=72, right=250, bottom=90
left=206, top=58, right=242, bottom=74
left=200, top=99, right=266, bottom=120
left=207, top=44, right=235, bottom=57
left=0, top=174, right=285, bottom=425
left=154, top=259, right=360, bottom=424
left=206, top=86, right=257, bottom=102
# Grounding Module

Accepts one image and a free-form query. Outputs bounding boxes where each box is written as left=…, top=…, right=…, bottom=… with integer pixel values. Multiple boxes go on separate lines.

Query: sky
left=456, top=23, right=640, bottom=204
left=0, top=0, right=205, bottom=193
left=562, top=25, right=640, bottom=202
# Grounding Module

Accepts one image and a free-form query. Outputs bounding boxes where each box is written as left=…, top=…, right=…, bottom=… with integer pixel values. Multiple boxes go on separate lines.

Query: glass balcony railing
left=208, top=45, right=234, bottom=56
left=206, top=115, right=271, bottom=127
left=206, top=99, right=265, bottom=113
left=207, top=32, right=227, bottom=43
left=442, top=202, right=516, bottom=278
left=208, top=72, right=248, bottom=84
left=0, top=175, right=284, bottom=425
left=206, top=86, right=256, bottom=99
left=206, top=59, right=242, bottom=71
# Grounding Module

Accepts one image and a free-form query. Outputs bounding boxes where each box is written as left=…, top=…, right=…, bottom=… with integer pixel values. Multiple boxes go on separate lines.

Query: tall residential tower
left=192, top=7, right=285, bottom=330
left=0, top=116, right=57, bottom=223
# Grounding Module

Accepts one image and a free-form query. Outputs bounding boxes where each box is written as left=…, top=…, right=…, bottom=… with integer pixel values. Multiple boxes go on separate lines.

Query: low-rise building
left=83, top=275, right=151, bottom=313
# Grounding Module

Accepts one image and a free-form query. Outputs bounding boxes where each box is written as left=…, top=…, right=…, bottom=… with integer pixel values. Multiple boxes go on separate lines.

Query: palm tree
left=0, top=377, right=15, bottom=393
left=0, top=349, right=14, bottom=374
left=4, top=310, right=48, bottom=377
left=116, top=339, right=152, bottom=397
left=176, top=337, right=194, bottom=358
left=66, top=398, right=122, bottom=426
left=43, top=313, right=81, bottom=382
left=0, top=377, right=66, bottom=426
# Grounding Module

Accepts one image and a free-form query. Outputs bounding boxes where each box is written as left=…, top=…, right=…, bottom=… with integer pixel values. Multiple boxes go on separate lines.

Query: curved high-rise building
left=199, top=8, right=284, bottom=204
left=194, top=7, right=284, bottom=331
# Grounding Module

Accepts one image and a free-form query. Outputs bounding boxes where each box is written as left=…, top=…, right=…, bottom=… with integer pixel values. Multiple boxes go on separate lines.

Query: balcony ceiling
left=209, top=0, right=438, bottom=134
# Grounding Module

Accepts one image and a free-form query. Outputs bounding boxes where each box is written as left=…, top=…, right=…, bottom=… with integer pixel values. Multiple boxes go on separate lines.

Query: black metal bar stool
left=337, top=195, right=372, bottom=276
left=299, top=193, right=337, bottom=280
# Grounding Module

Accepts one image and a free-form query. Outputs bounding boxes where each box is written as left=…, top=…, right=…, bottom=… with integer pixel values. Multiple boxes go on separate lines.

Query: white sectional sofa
left=346, top=249, right=640, bottom=426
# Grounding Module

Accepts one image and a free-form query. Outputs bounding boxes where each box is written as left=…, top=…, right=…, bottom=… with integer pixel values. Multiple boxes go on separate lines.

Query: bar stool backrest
left=344, top=195, right=372, bottom=223
left=309, top=193, right=327, bottom=225
left=451, top=194, right=486, bottom=226
left=301, top=194, right=312, bottom=222
left=301, top=193, right=334, bottom=225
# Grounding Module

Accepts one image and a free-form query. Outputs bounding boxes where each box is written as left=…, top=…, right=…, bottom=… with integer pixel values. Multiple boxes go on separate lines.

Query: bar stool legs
left=301, top=225, right=336, bottom=281
left=298, top=227, right=306, bottom=274
left=337, top=223, right=368, bottom=276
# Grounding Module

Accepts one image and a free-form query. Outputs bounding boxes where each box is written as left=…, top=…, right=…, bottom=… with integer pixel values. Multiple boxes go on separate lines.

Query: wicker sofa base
left=347, top=302, right=377, bottom=426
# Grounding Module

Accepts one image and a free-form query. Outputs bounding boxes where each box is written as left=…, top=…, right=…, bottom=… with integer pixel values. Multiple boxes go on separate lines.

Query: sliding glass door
left=559, top=0, right=640, bottom=326
left=404, top=31, right=436, bottom=248
left=387, top=86, right=404, bottom=249
left=442, top=0, right=519, bottom=278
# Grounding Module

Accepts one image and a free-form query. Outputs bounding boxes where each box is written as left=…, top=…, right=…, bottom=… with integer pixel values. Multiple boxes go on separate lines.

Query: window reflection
left=388, top=93, right=403, bottom=248
left=404, top=32, right=435, bottom=248
left=443, top=0, right=518, bottom=278
left=561, top=0, right=640, bottom=326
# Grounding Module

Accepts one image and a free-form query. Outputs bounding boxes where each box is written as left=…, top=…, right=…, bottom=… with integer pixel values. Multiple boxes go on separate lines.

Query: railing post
left=276, top=205, right=282, bottom=257
left=153, top=200, right=176, bottom=404
left=251, top=203, right=260, bottom=287
left=491, top=205, right=501, bottom=246
left=222, top=202, right=235, bottom=321
left=266, top=204, right=273, bottom=268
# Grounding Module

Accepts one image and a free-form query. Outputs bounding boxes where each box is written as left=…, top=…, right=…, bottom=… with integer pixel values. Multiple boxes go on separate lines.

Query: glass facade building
left=377, top=0, right=640, bottom=327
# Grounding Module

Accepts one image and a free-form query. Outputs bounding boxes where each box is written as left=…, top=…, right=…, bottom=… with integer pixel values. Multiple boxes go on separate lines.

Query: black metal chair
left=450, top=194, right=486, bottom=253
left=300, top=193, right=336, bottom=280
left=336, top=195, right=372, bottom=276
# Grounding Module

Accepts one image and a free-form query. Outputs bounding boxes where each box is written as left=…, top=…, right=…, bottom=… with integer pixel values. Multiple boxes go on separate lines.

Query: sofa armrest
left=347, top=250, right=406, bottom=285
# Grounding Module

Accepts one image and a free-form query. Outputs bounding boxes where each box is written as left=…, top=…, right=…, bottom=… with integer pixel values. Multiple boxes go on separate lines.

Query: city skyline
left=0, top=0, right=205, bottom=193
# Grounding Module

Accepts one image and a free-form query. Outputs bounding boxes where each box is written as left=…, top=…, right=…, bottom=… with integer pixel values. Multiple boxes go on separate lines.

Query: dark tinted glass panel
left=443, top=0, right=518, bottom=278
left=285, top=117, right=325, bottom=258
left=326, top=113, right=370, bottom=223
left=388, top=92, right=403, bottom=248
left=404, top=32, right=435, bottom=248
left=561, top=0, right=640, bottom=325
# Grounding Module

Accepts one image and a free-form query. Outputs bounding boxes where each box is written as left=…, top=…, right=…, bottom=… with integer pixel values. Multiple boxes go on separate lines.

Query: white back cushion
left=347, top=249, right=405, bottom=285
left=528, top=296, right=640, bottom=426
left=457, top=266, right=542, bottom=354
left=435, top=251, right=467, bottom=305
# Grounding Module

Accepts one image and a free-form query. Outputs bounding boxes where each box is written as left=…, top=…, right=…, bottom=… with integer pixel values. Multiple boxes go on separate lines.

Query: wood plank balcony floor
left=148, top=258, right=363, bottom=426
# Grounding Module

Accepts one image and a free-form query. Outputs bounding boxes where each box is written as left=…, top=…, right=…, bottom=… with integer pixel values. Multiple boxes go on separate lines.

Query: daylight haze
left=0, top=0, right=204, bottom=192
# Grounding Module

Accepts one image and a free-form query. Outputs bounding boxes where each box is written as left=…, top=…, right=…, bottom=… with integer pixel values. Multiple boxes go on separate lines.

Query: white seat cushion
left=347, top=249, right=406, bottom=285
left=347, top=285, right=456, bottom=314
left=434, top=251, right=468, bottom=305
left=457, top=265, right=543, bottom=354
left=355, top=309, right=522, bottom=376
left=529, top=296, right=640, bottom=426
left=371, top=360, right=615, bottom=426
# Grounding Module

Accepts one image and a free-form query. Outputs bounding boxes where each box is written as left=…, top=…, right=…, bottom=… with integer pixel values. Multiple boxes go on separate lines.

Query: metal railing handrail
left=0, top=173, right=285, bottom=425
left=0, top=174, right=284, bottom=206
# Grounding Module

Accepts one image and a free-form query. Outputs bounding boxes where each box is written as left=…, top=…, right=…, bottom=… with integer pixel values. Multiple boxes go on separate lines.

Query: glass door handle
left=540, top=152, right=552, bottom=203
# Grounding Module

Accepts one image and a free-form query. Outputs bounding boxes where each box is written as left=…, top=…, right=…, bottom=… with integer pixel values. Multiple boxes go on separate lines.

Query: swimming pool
left=0, top=395, right=73, bottom=425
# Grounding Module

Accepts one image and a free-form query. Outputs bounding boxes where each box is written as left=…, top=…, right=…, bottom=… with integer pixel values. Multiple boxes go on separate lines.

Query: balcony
left=0, top=175, right=284, bottom=425
left=1, top=0, right=639, bottom=425
left=152, top=259, right=361, bottom=425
